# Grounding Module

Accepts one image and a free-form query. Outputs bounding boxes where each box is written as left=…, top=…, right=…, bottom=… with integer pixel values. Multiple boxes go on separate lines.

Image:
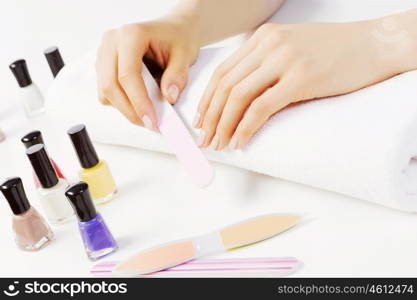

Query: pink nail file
left=142, top=65, right=214, bottom=187
left=91, top=257, right=301, bottom=277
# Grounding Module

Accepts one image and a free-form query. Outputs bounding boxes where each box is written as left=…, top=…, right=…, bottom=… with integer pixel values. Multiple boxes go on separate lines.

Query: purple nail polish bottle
left=65, top=182, right=117, bottom=261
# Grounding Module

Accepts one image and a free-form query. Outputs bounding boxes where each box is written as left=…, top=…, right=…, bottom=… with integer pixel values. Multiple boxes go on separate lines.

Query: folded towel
left=45, top=47, right=417, bottom=212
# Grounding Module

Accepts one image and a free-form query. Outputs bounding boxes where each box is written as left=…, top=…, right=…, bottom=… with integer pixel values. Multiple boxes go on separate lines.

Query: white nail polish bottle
left=26, top=144, right=74, bottom=225
left=9, top=59, right=45, bottom=118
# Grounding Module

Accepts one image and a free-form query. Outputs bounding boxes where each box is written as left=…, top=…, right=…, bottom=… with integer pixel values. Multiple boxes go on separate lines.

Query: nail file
left=142, top=65, right=214, bottom=187
left=113, top=214, right=300, bottom=276
left=91, top=257, right=301, bottom=277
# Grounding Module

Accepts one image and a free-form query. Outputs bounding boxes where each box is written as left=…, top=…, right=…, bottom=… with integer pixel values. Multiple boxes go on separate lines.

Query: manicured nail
left=197, top=130, right=206, bottom=147
left=142, top=115, right=154, bottom=130
left=229, top=136, right=239, bottom=150
left=167, top=84, right=179, bottom=103
left=193, top=112, right=201, bottom=128
left=211, top=134, right=220, bottom=151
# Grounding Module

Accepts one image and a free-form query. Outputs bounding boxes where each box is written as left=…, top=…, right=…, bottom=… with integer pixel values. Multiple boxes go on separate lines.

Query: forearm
left=165, top=0, right=284, bottom=47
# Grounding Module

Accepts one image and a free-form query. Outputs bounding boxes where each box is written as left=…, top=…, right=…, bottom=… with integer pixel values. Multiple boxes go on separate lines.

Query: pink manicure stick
left=142, top=65, right=214, bottom=187
left=91, top=257, right=301, bottom=277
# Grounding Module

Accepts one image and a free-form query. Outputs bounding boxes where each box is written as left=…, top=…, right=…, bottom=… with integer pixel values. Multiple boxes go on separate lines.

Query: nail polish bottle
left=26, top=144, right=74, bottom=225
left=65, top=182, right=117, bottom=260
left=0, top=177, right=53, bottom=251
left=0, top=128, right=6, bottom=143
left=21, top=130, right=66, bottom=189
left=9, top=59, right=45, bottom=118
left=44, top=46, right=64, bottom=78
left=67, top=124, right=117, bottom=204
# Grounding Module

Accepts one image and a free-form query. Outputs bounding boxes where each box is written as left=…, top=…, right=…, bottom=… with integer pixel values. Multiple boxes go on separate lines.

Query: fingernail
left=142, top=115, right=154, bottom=130
left=197, top=130, right=206, bottom=147
left=211, top=134, right=220, bottom=151
left=193, top=112, right=201, bottom=128
left=167, top=84, right=179, bottom=103
left=229, top=136, right=239, bottom=150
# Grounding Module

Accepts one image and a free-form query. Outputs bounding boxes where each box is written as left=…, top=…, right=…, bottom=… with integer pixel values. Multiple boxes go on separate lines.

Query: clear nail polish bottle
left=21, top=130, right=66, bottom=189
left=67, top=124, right=117, bottom=204
left=0, top=177, right=53, bottom=251
left=65, top=182, right=118, bottom=261
left=9, top=59, right=45, bottom=118
left=26, top=144, right=74, bottom=225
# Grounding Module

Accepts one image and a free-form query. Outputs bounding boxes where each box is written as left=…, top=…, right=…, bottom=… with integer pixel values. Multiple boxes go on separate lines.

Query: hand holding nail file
left=114, top=214, right=299, bottom=275
left=141, top=64, right=214, bottom=187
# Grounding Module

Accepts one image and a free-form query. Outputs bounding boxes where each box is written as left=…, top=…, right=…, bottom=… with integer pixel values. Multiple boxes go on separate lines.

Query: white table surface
left=1, top=0, right=417, bottom=277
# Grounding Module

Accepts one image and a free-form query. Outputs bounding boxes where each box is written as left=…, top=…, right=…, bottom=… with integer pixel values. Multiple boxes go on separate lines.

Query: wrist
left=158, top=14, right=201, bottom=60
left=369, top=10, right=417, bottom=74
left=163, top=3, right=208, bottom=47
left=164, top=11, right=199, bottom=41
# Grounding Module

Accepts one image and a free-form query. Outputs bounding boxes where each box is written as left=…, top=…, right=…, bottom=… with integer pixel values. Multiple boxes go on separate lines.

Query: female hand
left=96, top=17, right=199, bottom=129
left=194, top=18, right=417, bottom=150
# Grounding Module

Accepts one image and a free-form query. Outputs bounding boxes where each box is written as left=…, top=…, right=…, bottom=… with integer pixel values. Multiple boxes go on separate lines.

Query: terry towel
left=45, top=47, right=417, bottom=212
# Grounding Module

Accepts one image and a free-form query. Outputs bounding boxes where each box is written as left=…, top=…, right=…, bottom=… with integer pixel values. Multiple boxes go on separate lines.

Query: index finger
left=117, top=34, right=157, bottom=130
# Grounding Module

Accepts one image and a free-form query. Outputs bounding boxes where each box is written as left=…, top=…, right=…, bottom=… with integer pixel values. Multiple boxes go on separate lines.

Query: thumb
left=161, top=48, right=190, bottom=104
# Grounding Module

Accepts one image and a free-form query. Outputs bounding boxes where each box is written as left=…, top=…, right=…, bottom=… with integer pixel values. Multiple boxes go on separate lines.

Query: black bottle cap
left=9, top=59, right=32, bottom=88
left=21, top=130, right=44, bottom=148
left=26, top=144, right=58, bottom=189
left=65, top=182, right=97, bottom=222
left=67, top=124, right=99, bottom=169
left=44, top=46, right=64, bottom=78
left=0, top=177, right=31, bottom=215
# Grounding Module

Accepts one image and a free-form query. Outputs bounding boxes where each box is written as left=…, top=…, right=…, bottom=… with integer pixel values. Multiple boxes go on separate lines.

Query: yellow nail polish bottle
left=67, top=125, right=117, bottom=204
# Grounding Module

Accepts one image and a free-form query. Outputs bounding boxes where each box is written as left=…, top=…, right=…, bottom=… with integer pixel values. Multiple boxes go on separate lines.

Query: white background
left=1, top=0, right=417, bottom=277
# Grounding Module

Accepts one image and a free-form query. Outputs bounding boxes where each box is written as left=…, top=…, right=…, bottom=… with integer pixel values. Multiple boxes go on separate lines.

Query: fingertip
left=232, top=131, right=252, bottom=150
left=166, top=84, right=180, bottom=104
left=199, top=130, right=213, bottom=148
left=136, top=101, right=158, bottom=131
left=146, top=112, right=159, bottom=130
left=217, top=137, right=230, bottom=151
left=129, top=117, right=142, bottom=126
left=193, top=112, right=202, bottom=129
left=161, top=67, right=187, bottom=104
left=99, top=96, right=110, bottom=106
left=166, top=98, right=176, bottom=105
left=210, top=134, right=220, bottom=151
left=203, top=138, right=214, bottom=149
left=229, top=136, right=240, bottom=150
left=196, top=130, right=206, bottom=147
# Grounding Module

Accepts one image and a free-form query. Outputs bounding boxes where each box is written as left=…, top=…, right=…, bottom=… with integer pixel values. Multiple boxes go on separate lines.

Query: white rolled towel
left=45, top=47, right=417, bottom=212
